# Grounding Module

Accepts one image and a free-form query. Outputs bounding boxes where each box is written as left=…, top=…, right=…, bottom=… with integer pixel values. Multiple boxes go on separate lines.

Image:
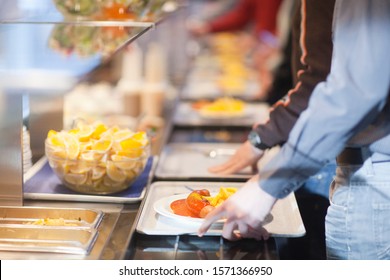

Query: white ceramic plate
left=153, top=193, right=274, bottom=226
left=153, top=193, right=222, bottom=224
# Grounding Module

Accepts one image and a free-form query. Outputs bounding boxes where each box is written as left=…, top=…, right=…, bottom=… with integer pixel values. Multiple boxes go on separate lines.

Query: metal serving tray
left=0, top=206, right=103, bottom=255
left=180, top=79, right=261, bottom=101
left=136, top=181, right=306, bottom=237
left=172, top=102, right=269, bottom=127
left=154, top=143, right=253, bottom=180
left=0, top=206, right=103, bottom=229
left=0, top=226, right=98, bottom=255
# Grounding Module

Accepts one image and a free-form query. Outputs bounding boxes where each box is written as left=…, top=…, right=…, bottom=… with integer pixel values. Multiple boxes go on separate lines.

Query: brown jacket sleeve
left=254, top=0, right=335, bottom=147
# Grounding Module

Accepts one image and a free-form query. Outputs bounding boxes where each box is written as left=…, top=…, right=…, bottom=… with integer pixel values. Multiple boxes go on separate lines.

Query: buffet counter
left=0, top=0, right=182, bottom=260
left=0, top=0, right=324, bottom=260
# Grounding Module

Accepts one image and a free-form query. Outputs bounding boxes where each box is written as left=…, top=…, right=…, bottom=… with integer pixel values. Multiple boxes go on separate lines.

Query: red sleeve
left=208, top=0, right=255, bottom=33
left=208, top=0, right=283, bottom=36
left=255, top=0, right=284, bottom=36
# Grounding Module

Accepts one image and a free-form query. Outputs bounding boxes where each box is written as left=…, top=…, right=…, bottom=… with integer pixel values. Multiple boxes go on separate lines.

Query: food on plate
left=185, top=189, right=212, bottom=217
left=206, top=187, right=237, bottom=207
left=212, top=33, right=257, bottom=95
left=190, top=99, right=212, bottom=110
left=170, top=187, right=237, bottom=218
left=198, top=97, right=246, bottom=117
left=45, top=120, right=150, bottom=194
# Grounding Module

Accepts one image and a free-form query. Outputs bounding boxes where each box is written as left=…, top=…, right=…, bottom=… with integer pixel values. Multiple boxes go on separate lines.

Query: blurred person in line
left=188, top=0, right=285, bottom=100
left=200, top=0, right=390, bottom=260
left=208, top=0, right=336, bottom=259
left=208, top=0, right=334, bottom=187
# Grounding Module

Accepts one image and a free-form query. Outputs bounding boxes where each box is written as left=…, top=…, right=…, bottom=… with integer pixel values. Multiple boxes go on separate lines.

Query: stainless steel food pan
left=0, top=226, right=98, bottom=255
left=0, top=206, right=103, bottom=229
left=0, top=206, right=103, bottom=254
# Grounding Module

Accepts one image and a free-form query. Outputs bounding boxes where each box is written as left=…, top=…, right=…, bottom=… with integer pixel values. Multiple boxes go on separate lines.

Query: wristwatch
left=248, top=130, right=269, bottom=150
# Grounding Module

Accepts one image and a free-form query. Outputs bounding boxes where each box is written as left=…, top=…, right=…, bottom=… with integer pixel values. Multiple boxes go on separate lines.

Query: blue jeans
left=325, top=154, right=390, bottom=259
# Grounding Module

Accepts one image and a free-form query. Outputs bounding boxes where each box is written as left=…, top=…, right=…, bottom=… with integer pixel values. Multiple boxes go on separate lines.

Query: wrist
left=248, top=130, right=270, bottom=151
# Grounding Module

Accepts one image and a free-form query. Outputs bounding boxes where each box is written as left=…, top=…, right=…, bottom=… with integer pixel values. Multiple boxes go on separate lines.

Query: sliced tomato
left=170, top=199, right=198, bottom=218
left=185, top=191, right=211, bottom=217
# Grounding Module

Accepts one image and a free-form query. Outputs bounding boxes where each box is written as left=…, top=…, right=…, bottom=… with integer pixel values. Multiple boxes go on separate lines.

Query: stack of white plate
left=23, top=125, right=32, bottom=173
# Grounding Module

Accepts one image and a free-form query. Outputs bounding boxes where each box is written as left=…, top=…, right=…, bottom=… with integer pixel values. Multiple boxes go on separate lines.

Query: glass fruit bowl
left=45, top=122, right=150, bottom=195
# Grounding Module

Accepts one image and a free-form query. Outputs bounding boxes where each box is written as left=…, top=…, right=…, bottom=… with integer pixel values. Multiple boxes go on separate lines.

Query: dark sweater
left=254, top=0, right=335, bottom=147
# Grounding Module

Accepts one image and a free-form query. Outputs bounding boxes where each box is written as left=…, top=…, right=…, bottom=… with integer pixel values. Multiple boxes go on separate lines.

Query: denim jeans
left=325, top=155, right=390, bottom=259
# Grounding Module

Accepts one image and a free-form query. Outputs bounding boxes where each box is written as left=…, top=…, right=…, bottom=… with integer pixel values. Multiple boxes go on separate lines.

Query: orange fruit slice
left=111, top=154, right=137, bottom=170
left=62, top=133, right=80, bottom=160
left=91, top=137, right=113, bottom=152
left=92, top=166, right=106, bottom=181
left=91, top=123, right=108, bottom=139
left=113, top=129, right=134, bottom=142
left=64, top=172, right=88, bottom=185
left=106, top=161, right=126, bottom=182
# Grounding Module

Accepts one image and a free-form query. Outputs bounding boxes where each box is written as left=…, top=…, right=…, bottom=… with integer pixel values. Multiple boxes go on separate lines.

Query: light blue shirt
left=259, top=0, right=390, bottom=198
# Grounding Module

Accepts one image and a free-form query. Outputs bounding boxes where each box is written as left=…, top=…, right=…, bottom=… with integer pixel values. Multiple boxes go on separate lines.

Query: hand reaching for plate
left=208, top=140, right=264, bottom=175
left=198, top=175, right=276, bottom=241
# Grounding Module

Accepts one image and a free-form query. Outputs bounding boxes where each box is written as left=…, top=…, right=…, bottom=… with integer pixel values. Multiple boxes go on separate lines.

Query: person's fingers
left=237, top=222, right=249, bottom=236
left=257, top=227, right=270, bottom=240
left=251, top=162, right=258, bottom=173
left=222, top=220, right=240, bottom=241
left=208, top=160, right=235, bottom=173
left=198, top=205, right=226, bottom=237
left=208, top=153, right=240, bottom=172
left=250, top=222, right=270, bottom=240
left=231, top=222, right=270, bottom=240
left=216, top=162, right=248, bottom=175
left=246, top=226, right=270, bottom=241
left=209, top=160, right=250, bottom=175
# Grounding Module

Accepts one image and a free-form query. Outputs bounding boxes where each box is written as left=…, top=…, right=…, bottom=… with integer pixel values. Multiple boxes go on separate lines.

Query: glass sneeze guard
left=0, top=0, right=180, bottom=206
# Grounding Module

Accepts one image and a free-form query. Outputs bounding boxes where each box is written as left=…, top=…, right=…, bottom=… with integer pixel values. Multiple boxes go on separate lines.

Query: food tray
left=136, top=181, right=306, bottom=237
left=0, top=206, right=103, bottom=255
left=172, top=102, right=269, bottom=127
left=154, top=143, right=253, bottom=180
left=23, top=156, right=155, bottom=204
left=181, top=80, right=261, bottom=101
left=0, top=206, right=103, bottom=229
left=0, top=226, right=98, bottom=255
